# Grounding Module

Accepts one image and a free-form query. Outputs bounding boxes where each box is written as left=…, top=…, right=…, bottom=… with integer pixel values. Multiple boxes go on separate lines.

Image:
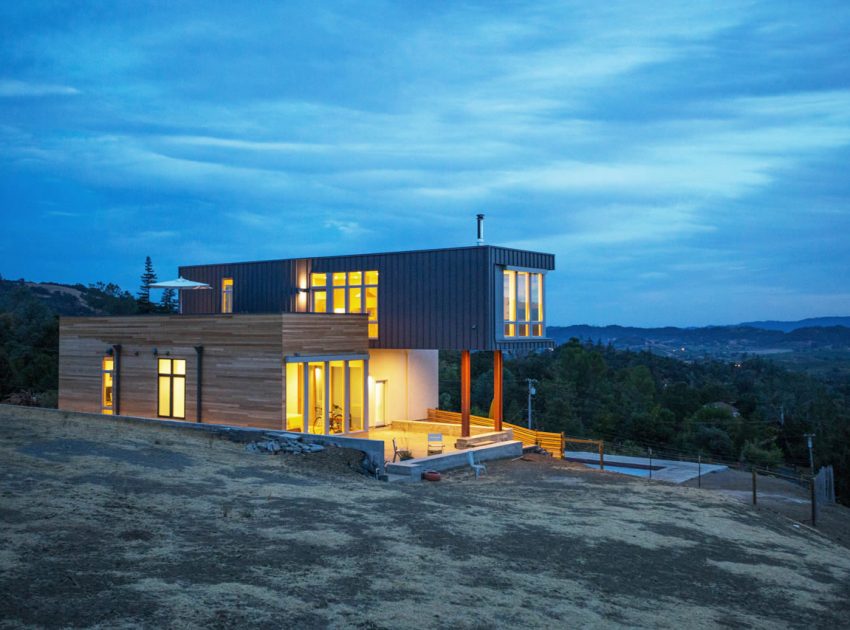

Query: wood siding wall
left=179, top=245, right=555, bottom=351
left=59, top=314, right=368, bottom=430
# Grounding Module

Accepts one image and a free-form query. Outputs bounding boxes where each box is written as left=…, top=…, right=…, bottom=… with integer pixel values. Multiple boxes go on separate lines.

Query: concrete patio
left=363, top=419, right=499, bottom=461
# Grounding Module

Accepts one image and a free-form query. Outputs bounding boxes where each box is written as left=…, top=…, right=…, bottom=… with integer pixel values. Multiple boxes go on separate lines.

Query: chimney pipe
left=476, top=213, right=485, bottom=246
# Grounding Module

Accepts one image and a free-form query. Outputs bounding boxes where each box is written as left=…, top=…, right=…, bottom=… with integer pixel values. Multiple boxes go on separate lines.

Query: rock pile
left=245, top=436, right=325, bottom=455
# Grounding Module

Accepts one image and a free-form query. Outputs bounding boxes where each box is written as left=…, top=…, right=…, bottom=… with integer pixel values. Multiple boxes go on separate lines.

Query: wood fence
left=426, top=408, right=565, bottom=458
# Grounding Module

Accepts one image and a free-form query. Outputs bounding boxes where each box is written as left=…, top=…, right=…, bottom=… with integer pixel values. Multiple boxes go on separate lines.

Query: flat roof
left=179, top=244, right=554, bottom=270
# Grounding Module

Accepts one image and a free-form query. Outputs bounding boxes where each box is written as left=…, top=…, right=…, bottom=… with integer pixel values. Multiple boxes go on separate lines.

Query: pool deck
left=565, top=451, right=727, bottom=484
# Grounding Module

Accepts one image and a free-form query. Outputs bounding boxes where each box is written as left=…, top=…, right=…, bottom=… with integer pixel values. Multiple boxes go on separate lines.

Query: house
left=59, top=229, right=555, bottom=440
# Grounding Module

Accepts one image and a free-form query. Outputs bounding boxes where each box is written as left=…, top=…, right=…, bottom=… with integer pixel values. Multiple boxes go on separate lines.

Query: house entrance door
left=374, top=380, right=387, bottom=427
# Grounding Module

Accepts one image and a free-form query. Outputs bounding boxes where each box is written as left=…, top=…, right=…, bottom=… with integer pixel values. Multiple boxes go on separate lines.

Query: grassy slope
left=2, top=406, right=849, bottom=629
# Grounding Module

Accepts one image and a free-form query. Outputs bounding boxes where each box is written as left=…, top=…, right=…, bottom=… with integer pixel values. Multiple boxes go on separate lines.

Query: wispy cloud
left=0, top=80, right=79, bottom=97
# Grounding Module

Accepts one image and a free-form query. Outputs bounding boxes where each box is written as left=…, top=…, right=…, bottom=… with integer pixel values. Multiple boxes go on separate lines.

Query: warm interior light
left=308, top=269, right=379, bottom=338
left=221, top=278, right=234, bottom=313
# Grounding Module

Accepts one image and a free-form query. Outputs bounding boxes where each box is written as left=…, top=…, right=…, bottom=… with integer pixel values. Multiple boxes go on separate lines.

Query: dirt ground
left=682, top=468, right=850, bottom=550
left=2, top=406, right=850, bottom=629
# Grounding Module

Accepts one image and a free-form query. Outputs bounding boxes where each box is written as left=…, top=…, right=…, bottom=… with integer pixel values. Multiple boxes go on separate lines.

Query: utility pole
left=526, top=378, right=537, bottom=429
left=804, top=433, right=815, bottom=476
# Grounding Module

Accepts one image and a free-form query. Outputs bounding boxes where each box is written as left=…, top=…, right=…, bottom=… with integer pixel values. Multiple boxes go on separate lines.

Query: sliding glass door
left=284, top=355, right=368, bottom=435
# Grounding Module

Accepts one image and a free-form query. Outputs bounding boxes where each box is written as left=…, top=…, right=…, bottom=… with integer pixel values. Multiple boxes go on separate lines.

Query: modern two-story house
left=59, top=231, right=554, bottom=440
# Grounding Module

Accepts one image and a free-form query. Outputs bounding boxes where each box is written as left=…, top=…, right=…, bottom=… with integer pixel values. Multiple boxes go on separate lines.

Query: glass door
left=374, top=380, right=387, bottom=427
left=307, top=362, right=325, bottom=434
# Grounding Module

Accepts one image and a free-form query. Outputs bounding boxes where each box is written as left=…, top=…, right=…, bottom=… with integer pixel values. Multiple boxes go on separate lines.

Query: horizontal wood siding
left=178, top=245, right=554, bottom=350
left=59, top=314, right=368, bottom=431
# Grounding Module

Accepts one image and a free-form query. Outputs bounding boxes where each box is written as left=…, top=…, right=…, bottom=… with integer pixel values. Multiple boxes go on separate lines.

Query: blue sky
left=1, top=1, right=849, bottom=326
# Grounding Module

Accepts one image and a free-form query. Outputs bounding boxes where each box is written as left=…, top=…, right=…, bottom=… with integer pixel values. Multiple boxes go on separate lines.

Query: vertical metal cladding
left=179, top=245, right=554, bottom=351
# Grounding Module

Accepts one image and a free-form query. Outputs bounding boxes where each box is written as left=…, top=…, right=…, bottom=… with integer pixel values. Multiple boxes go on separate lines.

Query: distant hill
left=739, top=316, right=850, bottom=332
left=0, top=278, right=139, bottom=316
left=547, top=323, right=850, bottom=363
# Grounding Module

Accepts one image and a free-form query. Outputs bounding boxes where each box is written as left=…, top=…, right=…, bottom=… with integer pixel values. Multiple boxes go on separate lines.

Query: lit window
left=310, top=270, right=379, bottom=339
left=285, top=357, right=368, bottom=434
left=158, top=358, right=186, bottom=419
left=222, top=278, right=234, bottom=313
left=503, top=270, right=544, bottom=338
left=102, top=357, right=114, bottom=415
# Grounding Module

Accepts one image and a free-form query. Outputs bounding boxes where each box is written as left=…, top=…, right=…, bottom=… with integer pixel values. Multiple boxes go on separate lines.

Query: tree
left=137, top=256, right=158, bottom=313
left=160, top=287, right=177, bottom=313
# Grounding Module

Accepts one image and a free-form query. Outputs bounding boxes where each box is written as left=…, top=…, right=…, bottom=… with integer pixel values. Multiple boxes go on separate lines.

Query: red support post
left=461, top=350, right=471, bottom=438
left=493, top=350, right=503, bottom=433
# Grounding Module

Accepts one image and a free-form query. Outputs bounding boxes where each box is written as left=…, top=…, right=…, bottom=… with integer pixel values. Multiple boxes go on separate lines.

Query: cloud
left=3, top=2, right=850, bottom=325
left=324, top=219, right=369, bottom=237
left=0, top=80, right=79, bottom=97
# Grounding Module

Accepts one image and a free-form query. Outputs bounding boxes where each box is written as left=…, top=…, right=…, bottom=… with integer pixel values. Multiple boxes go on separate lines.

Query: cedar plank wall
left=59, top=313, right=368, bottom=430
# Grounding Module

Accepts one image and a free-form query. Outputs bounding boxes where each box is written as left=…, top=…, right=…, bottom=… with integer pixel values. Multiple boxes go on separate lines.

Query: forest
left=1, top=274, right=848, bottom=504
left=439, top=342, right=850, bottom=504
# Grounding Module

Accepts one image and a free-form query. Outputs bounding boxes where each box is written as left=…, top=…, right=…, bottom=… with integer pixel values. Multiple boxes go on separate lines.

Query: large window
left=158, top=358, right=186, bottom=419
left=102, top=356, right=114, bottom=415
left=503, top=269, right=544, bottom=338
left=285, top=356, right=368, bottom=434
left=221, top=277, right=233, bottom=313
left=310, top=271, right=378, bottom=339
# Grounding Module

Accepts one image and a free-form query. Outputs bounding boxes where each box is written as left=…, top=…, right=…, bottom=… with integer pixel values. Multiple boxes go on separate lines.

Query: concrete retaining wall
left=386, top=440, right=523, bottom=477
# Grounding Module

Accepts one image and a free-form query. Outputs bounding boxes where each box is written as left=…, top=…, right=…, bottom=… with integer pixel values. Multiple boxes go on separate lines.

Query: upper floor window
left=310, top=270, right=378, bottom=338
left=503, top=269, right=544, bottom=338
left=221, top=277, right=233, bottom=313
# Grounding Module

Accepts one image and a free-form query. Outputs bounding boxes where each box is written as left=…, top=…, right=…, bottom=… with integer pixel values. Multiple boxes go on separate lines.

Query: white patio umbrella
left=149, top=276, right=211, bottom=314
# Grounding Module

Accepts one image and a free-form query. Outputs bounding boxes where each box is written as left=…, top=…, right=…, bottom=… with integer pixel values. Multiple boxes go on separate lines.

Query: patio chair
left=427, top=433, right=444, bottom=455
left=392, top=438, right=412, bottom=462
left=467, top=451, right=486, bottom=479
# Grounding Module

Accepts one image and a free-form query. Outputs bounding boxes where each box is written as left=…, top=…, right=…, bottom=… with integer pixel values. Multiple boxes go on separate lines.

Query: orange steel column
left=461, top=350, right=471, bottom=437
left=493, top=350, right=503, bottom=432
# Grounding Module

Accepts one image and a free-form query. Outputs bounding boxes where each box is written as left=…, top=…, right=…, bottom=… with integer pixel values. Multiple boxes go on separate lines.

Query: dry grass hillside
left=2, top=405, right=849, bottom=629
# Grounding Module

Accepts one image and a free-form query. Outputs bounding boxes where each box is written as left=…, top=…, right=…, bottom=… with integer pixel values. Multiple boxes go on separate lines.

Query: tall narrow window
left=503, top=270, right=545, bottom=338
left=158, top=358, right=186, bottom=419
left=285, top=362, right=304, bottom=431
left=309, top=269, right=379, bottom=339
left=102, top=357, right=114, bottom=415
left=221, top=278, right=234, bottom=313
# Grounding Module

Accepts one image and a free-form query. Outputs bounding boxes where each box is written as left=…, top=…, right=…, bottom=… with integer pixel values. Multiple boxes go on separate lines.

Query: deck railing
left=426, top=408, right=565, bottom=459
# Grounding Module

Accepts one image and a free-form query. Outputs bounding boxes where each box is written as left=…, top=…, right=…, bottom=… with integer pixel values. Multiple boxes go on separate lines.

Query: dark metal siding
left=179, top=260, right=299, bottom=315
left=179, top=245, right=554, bottom=351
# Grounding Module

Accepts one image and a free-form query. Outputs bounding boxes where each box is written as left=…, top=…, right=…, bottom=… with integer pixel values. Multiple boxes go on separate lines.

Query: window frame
left=157, top=358, right=187, bottom=420
left=221, top=277, right=234, bottom=313
left=309, top=271, right=379, bottom=339
left=501, top=267, right=546, bottom=339
left=102, top=356, right=114, bottom=415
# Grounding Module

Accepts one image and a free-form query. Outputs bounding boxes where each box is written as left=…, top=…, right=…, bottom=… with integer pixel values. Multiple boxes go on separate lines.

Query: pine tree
left=160, top=287, right=177, bottom=313
left=138, top=256, right=158, bottom=313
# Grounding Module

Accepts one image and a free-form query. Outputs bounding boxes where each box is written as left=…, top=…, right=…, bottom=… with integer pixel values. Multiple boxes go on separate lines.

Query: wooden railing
left=427, top=408, right=566, bottom=459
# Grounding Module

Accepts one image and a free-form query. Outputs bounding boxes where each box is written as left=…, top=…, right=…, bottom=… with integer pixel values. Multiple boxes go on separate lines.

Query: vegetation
left=440, top=340, right=850, bottom=504
left=0, top=257, right=172, bottom=404
left=137, top=255, right=159, bottom=314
